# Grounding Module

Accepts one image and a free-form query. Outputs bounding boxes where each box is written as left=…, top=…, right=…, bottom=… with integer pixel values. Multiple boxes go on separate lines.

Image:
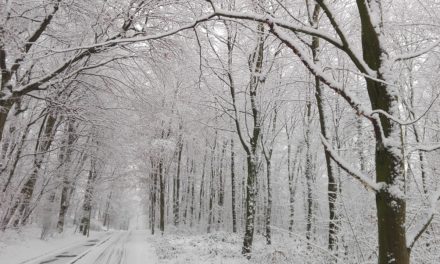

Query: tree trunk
left=198, top=145, right=207, bottom=224
left=3, top=112, right=57, bottom=228
left=356, top=1, right=410, bottom=263
left=309, top=3, right=339, bottom=252
left=242, top=155, right=258, bottom=256
left=159, top=159, right=165, bottom=234
left=80, top=157, right=97, bottom=236
left=1, top=117, right=33, bottom=193
left=0, top=99, right=15, bottom=143
left=57, top=120, right=76, bottom=233
left=190, top=162, right=195, bottom=227
left=304, top=88, right=314, bottom=242
left=241, top=22, right=264, bottom=258
left=102, top=192, right=112, bottom=230
left=174, top=139, right=183, bottom=226
left=150, top=163, right=157, bottom=235
left=207, top=137, right=216, bottom=233
left=231, top=138, right=237, bottom=233
left=265, top=158, right=272, bottom=245
left=217, top=141, right=226, bottom=229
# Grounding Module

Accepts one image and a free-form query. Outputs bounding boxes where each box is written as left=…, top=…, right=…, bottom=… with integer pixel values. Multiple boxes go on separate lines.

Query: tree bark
left=356, top=1, right=410, bottom=263
left=304, top=87, right=314, bottom=242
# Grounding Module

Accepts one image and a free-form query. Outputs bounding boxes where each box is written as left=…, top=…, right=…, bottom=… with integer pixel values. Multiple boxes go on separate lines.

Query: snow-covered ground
left=1, top=228, right=336, bottom=264
left=0, top=227, right=108, bottom=264
left=0, top=229, right=157, bottom=264
left=148, top=231, right=329, bottom=264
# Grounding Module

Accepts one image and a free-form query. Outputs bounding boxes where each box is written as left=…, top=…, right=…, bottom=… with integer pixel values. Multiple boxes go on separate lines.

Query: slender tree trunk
left=217, top=141, right=226, bottom=229
left=174, top=140, right=183, bottom=226
left=265, top=158, right=272, bottom=245
left=159, top=159, right=165, bottom=234
left=207, top=137, right=216, bottom=233
left=57, top=120, right=76, bottom=233
left=150, top=162, right=157, bottom=235
left=190, top=160, right=195, bottom=227
left=80, top=157, right=97, bottom=236
left=231, top=138, right=237, bottom=233
left=262, top=110, right=277, bottom=245
left=198, top=145, right=207, bottom=224
left=304, top=88, right=314, bottom=242
left=286, top=129, right=294, bottom=234
left=183, top=158, right=191, bottom=225
left=102, top=192, right=112, bottom=229
left=309, top=4, right=339, bottom=252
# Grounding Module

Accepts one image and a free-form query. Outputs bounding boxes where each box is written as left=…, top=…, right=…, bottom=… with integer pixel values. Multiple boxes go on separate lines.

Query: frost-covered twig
left=407, top=190, right=440, bottom=250
left=270, top=226, right=342, bottom=262
left=314, top=0, right=374, bottom=75
left=394, top=39, right=440, bottom=62
left=47, top=13, right=217, bottom=54
left=409, top=143, right=440, bottom=153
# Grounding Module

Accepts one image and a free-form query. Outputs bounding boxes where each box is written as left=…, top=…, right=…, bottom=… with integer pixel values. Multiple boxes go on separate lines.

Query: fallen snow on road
left=0, top=226, right=105, bottom=264
left=76, top=230, right=158, bottom=264
left=125, top=230, right=158, bottom=264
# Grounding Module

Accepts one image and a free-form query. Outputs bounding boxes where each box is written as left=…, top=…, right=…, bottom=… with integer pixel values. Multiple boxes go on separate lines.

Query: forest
left=0, top=1, right=440, bottom=264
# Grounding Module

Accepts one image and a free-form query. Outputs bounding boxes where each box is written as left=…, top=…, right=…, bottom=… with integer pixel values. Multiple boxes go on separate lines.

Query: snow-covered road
left=23, top=230, right=158, bottom=264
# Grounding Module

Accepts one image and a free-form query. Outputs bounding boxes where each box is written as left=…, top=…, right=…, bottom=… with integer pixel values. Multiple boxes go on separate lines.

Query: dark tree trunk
left=231, top=138, right=237, bottom=233
left=150, top=164, right=157, bottom=235
left=264, top=159, right=272, bottom=245
left=174, top=139, right=183, bottom=226
left=356, top=1, right=410, bottom=263
left=207, top=137, right=217, bottom=233
left=241, top=22, right=264, bottom=258
left=304, top=89, right=314, bottom=242
left=217, top=141, right=227, bottom=229
left=159, top=159, right=165, bottom=234
left=308, top=4, right=339, bottom=252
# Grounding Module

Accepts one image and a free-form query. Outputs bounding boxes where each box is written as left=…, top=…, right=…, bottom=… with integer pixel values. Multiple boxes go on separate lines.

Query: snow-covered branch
left=209, top=7, right=375, bottom=76
left=320, top=134, right=381, bottom=192
left=266, top=23, right=386, bottom=143
left=47, top=13, right=217, bottom=54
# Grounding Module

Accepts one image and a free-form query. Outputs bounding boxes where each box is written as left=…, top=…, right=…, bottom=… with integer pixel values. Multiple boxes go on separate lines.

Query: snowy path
left=18, top=230, right=158, bottom=264
left=75, top=230, right=158, bottom=264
